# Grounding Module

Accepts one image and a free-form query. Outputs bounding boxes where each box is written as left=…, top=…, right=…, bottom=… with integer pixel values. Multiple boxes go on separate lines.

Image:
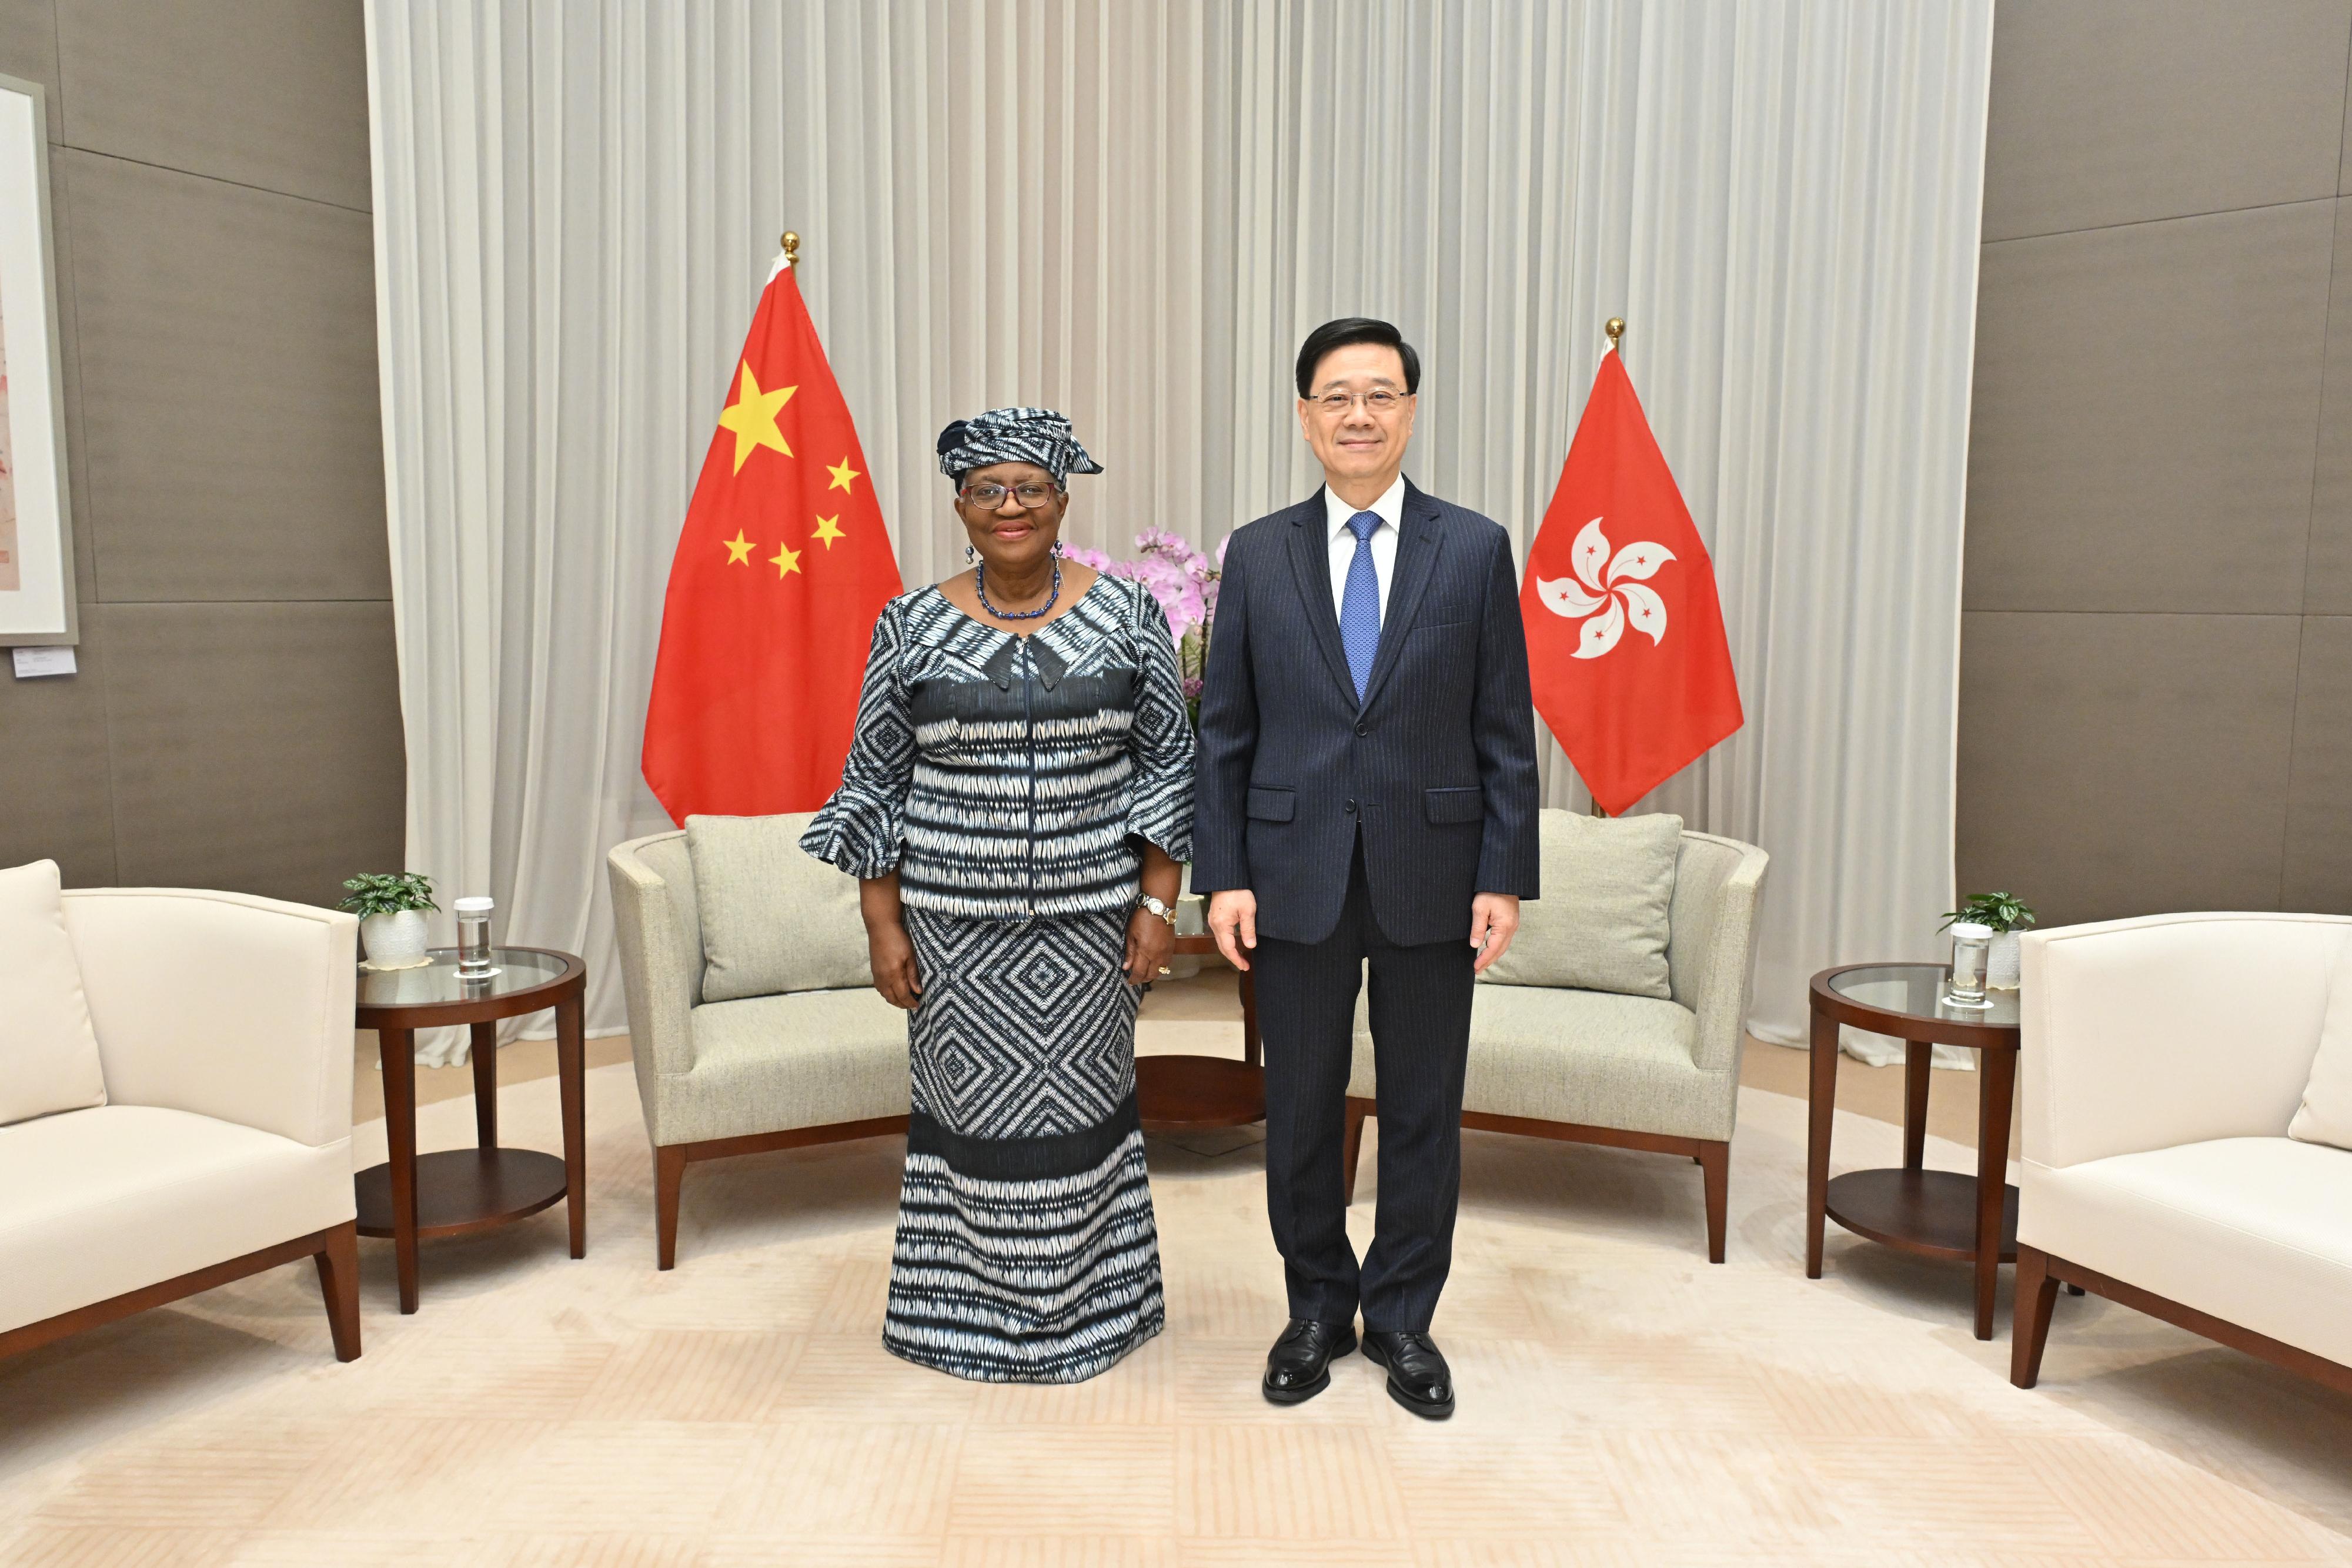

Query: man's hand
left=1469, top=893, right=1520, bottom=974
left=1208, top=890, right=1259, bottom=971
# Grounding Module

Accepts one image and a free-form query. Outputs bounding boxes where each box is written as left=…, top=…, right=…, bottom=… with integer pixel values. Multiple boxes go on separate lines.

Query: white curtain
left=365, top=0, right=1991, bottom=1065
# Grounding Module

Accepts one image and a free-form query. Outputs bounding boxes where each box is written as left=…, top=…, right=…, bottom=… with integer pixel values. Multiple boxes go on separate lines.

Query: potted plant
left=341, top=872, right=439, bottom=969
left=1942, top=891, right=2035, bottom=990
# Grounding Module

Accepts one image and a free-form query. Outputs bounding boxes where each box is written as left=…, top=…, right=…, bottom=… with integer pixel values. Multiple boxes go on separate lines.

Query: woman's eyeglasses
left=1313, top=389, right=1407, bottom=417
left=960, top=480, right=1061, bottom=509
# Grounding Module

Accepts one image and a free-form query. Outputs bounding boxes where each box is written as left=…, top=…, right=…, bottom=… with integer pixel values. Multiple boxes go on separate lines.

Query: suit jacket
left=1192, top=479, right=1541, bottom=947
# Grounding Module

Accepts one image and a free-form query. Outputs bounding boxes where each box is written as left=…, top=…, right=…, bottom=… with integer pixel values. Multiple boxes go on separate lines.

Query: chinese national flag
left=1522, top=348, right=1742, bottom=815
left=642, top=253, right=904, bottom=823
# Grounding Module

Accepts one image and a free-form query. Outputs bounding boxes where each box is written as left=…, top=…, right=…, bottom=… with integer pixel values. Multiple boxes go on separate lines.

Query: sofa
left=608, top=824, right=911, bottom=1269
left=1343, top=821, right=1769, bottom=1262
left=1, top=872, right=361, bottom=1363
left=2010, top=912, right=2352, bottom=1395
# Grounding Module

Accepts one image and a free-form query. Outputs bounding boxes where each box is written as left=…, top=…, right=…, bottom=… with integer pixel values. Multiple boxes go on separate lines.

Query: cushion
left=0, top=859, right=107, bottom=1125
left=2018, top=1136, right=2352, bottom=1369
left=1349, top=982, right=1728, bottom=1141
left=685, top=813, right=874, bottom=1002
left=2288, top=935, right=2352, bottom=1151
left=657, top=988, right=913, bottom=1144
left=0, top=1104, right=353, bottom=1334
left=1481, top=810, right=1681, bottom=999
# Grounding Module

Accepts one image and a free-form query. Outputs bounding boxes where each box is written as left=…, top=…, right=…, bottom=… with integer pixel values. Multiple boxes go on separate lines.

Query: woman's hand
left=868, top=920, right=923, bottom=1009
left=859, top=873, right=921, bottom=1009
left=1124, top=906, right=1175, bottom=986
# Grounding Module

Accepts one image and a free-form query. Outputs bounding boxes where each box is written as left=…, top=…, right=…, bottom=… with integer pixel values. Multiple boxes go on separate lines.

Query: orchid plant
left=1065, top=529, right=1227, bottom=727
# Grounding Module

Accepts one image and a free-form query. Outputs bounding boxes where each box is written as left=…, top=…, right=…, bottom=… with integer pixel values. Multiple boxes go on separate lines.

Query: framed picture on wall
left=0, top=72, right=76, bottom=646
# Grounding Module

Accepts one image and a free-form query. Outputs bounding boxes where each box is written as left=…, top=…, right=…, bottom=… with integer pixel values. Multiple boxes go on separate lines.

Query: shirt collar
left=1325, top=474, right=1407, bottom=541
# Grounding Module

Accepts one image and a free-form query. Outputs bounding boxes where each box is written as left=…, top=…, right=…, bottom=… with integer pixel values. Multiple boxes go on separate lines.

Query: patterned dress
left=800, top=573, right=1195, bottom=1382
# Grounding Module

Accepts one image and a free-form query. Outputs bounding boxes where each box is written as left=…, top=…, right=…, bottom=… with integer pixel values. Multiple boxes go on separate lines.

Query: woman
left=800, top=406, right=1193, bottom=1383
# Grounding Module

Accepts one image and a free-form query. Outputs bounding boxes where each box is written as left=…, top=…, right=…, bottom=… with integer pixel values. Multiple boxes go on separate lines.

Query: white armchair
left=1343, top=826, right=1768, bottom=1261
left=608, top=827, right=911, bottom=1269
left=2011, top=912, right=2352, bottom=1396
left=0, top=885, right=360, bottom=1362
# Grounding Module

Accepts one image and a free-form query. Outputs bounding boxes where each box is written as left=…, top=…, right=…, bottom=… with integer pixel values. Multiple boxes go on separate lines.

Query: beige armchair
left=607, top=825, right=911, bottom=1269
left=2011, top=912, right=2352, bottom=1395
left=1343, top=826, right=1768, bottom=1262
left=1, top=882, right=360, bottom=1363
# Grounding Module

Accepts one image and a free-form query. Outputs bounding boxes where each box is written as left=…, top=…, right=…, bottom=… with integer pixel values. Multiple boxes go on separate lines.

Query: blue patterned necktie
left=1339, top=510, right=1382, bottom=701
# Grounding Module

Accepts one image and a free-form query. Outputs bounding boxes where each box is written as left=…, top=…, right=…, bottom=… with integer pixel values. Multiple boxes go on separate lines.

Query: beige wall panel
left=2308, top=199, right=2352, bottom=614
left=1956, top=610, right=2300, bottom=927
left=64, top=151, right=389, bottom=603
left=51, top=0, right=368, bottom=209
left=2283, top=616, right=2352, bottom=912
left=101, top=601, right=403, bottom=910
left=0, top=615, right=116, bottom=887
left=1982, top=0, right=2350, bottom=242
left=1966, top=202, right=2331, bottom=614
left=0, top=0, right=62, bottom=142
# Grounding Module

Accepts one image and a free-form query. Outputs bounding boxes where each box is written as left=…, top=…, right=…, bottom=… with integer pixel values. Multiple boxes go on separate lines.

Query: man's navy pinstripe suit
left=1192, top=479, right=1541, bottom=1332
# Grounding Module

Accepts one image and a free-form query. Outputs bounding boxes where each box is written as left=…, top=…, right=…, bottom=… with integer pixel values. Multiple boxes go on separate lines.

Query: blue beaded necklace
left=974, top=558, right=1061, bottom=621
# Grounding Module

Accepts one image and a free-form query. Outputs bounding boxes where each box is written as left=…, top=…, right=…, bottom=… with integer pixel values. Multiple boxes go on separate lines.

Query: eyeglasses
left=959, top=480, right=1061, bottom=509
left=1312, top=389, right=1408, bottom=417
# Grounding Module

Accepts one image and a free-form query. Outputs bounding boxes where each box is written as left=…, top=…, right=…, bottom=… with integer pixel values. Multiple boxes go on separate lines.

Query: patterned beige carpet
left=4, top=1037, right=2350, bottom=1566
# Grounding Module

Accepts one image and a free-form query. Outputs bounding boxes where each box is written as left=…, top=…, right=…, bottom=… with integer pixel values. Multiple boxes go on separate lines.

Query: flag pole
left=1590, top=315, right=1626, bottom=819
left=779, top=230, right=800, bottom=266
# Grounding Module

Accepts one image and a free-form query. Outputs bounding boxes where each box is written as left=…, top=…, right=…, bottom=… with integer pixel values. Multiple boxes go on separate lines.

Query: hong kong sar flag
left=1521, top=347, right=1742, bottom=815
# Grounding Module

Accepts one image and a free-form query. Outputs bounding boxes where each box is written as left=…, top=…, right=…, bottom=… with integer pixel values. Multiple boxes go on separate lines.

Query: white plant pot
left=1987, top=930, right=2022, bottom=991
left=360, top=909, right=430, bottom=968
left=1167, top=863, right=1205, bottom=980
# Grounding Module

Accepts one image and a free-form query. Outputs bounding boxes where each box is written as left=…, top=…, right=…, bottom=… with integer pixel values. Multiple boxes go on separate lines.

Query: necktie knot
left=1348, top=511, right=1381, bottom=543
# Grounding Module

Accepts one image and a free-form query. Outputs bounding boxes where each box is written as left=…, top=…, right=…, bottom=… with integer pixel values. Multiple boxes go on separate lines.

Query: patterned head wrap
left=936, top=406, right=1105, bottom=487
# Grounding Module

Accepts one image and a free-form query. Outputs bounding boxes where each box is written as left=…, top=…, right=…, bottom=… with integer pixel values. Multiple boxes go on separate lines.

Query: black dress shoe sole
left=1261, top=1330, right=1355, bottom=1406
left=1361, top=1336, right=1456, bottom=1420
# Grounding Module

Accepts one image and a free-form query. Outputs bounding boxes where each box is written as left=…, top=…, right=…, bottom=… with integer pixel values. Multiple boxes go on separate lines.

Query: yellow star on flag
left=769, top=542, right=803, bottom=578
left=810, top=514, right=846, bottom=549
left=717, top=362, right=795, bottom=474
left=721, top=529, right=755, bottom=565
left=826, top=456, right=861, bottom=493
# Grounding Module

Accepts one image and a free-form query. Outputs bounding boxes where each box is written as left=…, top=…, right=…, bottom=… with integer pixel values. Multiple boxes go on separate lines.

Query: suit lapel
left=1358, top=480, right=1445, bottom=711
left=1284, top=489, right=1360, bottom=706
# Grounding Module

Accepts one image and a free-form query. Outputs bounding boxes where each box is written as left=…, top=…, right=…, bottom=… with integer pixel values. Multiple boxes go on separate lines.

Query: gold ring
left=1157, top=966, right=1171, bottom=976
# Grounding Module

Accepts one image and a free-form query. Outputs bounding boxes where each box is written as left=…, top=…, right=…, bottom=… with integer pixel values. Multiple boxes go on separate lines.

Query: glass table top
left=356, top=948, right=574, bottom=1009
left=1826, top=963, right=2020, bottom=1030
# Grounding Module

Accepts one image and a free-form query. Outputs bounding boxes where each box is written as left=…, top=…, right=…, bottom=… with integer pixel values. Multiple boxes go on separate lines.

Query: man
left=1193, top=317, right=1541, bottom=1420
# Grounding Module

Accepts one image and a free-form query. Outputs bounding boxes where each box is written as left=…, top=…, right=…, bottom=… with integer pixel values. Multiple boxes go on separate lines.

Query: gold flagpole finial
left=781, top=231, right=801, bottom=265
left=1604, top=317, right=1625, bottom=352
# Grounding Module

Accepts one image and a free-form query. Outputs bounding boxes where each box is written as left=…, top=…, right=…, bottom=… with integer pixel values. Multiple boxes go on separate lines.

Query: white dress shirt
left=1324, top=475, right=1405, bottom=623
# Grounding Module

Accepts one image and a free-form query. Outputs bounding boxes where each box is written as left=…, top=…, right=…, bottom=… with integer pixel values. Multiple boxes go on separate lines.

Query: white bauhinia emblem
left=1535, top=517, right=1675, bottom=659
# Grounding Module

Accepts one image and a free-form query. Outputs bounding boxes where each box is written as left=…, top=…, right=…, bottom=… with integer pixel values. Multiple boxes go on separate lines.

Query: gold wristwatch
left=1137, top=893, right=1177, bottom=928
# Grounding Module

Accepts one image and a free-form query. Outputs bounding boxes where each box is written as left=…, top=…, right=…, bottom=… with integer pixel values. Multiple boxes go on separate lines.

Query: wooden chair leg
left=1697, top=1141, right=1730, bottom=1264
left=314, top=1221, right=362, bottom=1362
left=656, top=1144, right=687, bottom=1271
left=1341, top=1099, right=1371, bottom=1206
left=2011, top=1243, right=2060, bottom=1389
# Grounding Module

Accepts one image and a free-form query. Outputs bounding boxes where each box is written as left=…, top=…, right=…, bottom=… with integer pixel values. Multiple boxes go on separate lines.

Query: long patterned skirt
left=884, top=907, right=1165, bottom=1382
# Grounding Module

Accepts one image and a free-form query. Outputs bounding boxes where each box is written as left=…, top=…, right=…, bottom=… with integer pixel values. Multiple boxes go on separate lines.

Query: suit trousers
left=1254, top=838, right=1476, bottom=1332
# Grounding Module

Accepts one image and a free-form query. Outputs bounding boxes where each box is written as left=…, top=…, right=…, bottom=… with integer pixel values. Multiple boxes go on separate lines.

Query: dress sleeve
left=800, top=600, right=914, bottom=878
left=1124, top=579, right=1197, bottom=863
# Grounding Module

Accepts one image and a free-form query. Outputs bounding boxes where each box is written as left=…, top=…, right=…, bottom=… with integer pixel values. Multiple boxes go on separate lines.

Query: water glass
left=1945, top=920, right=1993, bottom=1009
left=455, top=897, right=495, bottom=979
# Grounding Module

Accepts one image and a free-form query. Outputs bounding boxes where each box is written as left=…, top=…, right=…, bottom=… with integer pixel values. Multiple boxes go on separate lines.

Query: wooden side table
left=353, top=947, right=588, bottom=1313
left=1806, top=963, right=2022, bottom=1340
left=1134, top=935, right=1264, bottom=1132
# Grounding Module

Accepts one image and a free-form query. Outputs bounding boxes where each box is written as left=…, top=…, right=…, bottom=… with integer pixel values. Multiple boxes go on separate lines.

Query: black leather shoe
left=1362, top=1330, right=1455, bottom=1419
left=1262, top=1318, right=1357, bottom=1405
